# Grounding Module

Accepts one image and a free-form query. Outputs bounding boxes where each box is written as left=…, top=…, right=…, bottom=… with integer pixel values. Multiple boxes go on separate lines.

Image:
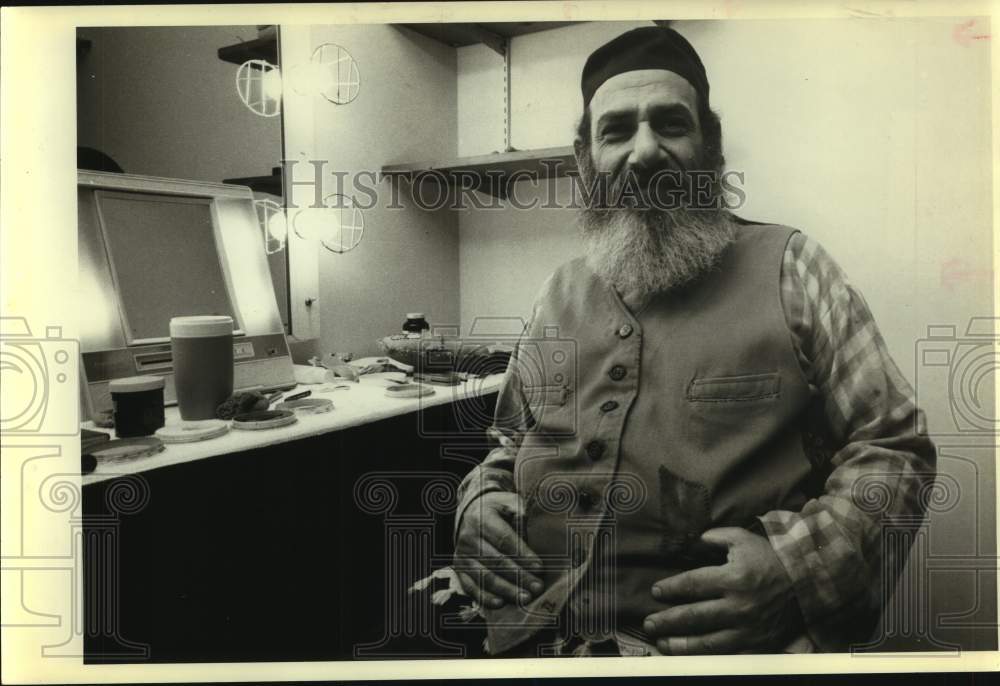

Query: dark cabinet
left=83, top=393, right=496, bottom=662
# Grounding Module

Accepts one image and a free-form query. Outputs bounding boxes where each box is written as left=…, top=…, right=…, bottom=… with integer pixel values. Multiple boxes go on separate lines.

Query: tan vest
left=485, top=224, right=821, bottom=654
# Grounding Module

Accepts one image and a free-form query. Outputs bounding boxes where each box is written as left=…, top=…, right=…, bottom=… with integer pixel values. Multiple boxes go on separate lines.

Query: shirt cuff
left=453, top=484, right=507, bottom=541
left=757, top=510, right=875, bottom=652
left=453, top=466, right=517, bottom=541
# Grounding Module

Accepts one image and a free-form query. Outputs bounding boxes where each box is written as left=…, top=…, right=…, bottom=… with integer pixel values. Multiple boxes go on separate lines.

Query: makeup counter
left=82, top=370, right=504, bottom=486
left=82, top=369, right=503, bottom=663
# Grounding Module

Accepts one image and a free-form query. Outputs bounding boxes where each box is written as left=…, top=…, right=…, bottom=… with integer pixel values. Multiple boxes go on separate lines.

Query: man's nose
left=627, top=122, right=666, bottom=173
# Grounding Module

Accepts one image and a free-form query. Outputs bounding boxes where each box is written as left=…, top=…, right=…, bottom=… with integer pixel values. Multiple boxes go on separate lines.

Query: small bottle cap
left=406, top=313, right=426, bottom=320
left=109, top=375, right=165, bottom=393
left=169, top=315, right=233, bottom=338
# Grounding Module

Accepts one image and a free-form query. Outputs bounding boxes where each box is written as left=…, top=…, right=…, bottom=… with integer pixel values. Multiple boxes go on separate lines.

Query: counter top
left=82, top=372, right=503, bottom=485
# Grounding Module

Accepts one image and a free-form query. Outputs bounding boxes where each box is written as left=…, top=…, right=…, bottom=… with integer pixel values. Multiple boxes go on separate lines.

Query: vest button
left=618, top=323, right=634, bottom=338
left=608, top=365, right=627, bottom=381
left=600, top=400, right=619, bottom=413
left=585, top=440, right=605, bottom=460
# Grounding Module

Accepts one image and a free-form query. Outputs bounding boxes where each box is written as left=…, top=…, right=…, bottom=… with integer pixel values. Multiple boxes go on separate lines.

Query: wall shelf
left=224, top=167, right=282, bottom=196
left=399, top=22, right=579, bottom=55
left=381, top=146, right=577, bottom=200
left=217, top=35, right=278, bottom=66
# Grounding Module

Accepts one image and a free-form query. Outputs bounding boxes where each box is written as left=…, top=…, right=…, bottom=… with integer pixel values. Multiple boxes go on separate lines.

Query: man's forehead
left=590, top=69, right=699, bottom=115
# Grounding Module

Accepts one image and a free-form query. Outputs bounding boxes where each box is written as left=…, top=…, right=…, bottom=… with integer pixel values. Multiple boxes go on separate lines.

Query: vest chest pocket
left=524, top=384, right=568, bottom=407
left=686, top=371, right=781, bottom=403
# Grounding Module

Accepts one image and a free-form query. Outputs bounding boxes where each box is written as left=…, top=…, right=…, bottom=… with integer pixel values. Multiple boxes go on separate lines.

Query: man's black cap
left=581, top=26, right=709, bottom=109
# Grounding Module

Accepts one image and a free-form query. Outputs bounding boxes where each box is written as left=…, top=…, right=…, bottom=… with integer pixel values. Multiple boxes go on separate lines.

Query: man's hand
left=644, top=527, right=802, bottom=654
left=453, top=492, right=544, bottom=609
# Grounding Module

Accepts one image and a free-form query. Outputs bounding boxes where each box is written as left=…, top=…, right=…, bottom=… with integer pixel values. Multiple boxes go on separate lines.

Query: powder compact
left=231, top=409, right=298, bottom=430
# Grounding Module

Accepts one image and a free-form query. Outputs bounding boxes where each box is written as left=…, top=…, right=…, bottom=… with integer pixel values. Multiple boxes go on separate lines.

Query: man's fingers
left=455, top=569, right=503, bottom=610
left=453, top=557, right=520, bottom=606
left=700, top=526, right=751, bottom=547
left=643, top=599, right=738, bottom=636
left=456, top=515, right=540, bottom=572
left=462, top=558, right=530, bottom=605
left=484, top=518, right=543, bottom=573
left=478, top=540, right=544, bottom=594
left=656, top=628, right=746, bottom=655
left=652, top=566, right=730, bottom=601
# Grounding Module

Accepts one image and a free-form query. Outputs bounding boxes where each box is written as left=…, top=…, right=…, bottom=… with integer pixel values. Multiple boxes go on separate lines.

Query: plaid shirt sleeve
left=758, top=232, right=938, bottom=651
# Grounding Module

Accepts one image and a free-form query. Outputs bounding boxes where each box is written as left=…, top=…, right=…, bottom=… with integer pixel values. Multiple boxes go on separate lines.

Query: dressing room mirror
left=76, top=25, right=289, bottom=332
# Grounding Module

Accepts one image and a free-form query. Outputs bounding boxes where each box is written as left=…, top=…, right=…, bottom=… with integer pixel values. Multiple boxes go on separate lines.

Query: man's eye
left=658, top=119, right=690, bottom=135
left=601, top=125, right=631, bottom=139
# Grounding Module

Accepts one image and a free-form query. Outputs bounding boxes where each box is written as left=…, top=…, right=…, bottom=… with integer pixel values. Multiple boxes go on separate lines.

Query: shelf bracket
left=470, top=24, right=506, bottom=57
left=503, top=36, right=512, bottom=153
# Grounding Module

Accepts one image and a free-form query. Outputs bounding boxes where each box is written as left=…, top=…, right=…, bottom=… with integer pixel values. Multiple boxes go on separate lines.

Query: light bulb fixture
left=267, top=211, right=288, bottom=243
left=261, top=66, right=284, bottom=102
left=287, top=43, right=361, bottom=104
left=290, top=193, right=364, bottom=253
left=311, top=43, right=361, bottom=105
left=254, top=198, right=286, bottom=254
left=318, top=193, right=364, bottom=253
left=236, top=59, right=281, bottom=117
left=291, top=206, right=321, bottom=241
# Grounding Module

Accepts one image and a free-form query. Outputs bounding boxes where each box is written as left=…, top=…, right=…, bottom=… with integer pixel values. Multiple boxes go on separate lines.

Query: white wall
left=283, top=24, right=461, bottom=359
left=456, top=18, right=995, bottom=650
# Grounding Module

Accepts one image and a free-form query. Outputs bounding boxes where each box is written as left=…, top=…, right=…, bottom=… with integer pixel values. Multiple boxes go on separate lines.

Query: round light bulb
left=292, top=208, right=322, bottom=241
left=262, top=67, right=283, bottom=101
left=236, top=59, right=281, bottom=117
left=267, top=210, right=287, bottom=242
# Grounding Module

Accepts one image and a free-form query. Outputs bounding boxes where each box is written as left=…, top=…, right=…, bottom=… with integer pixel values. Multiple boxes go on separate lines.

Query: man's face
left=587, top=69, right=705, bottom=184
left=577, top=69, right=734, bottom=302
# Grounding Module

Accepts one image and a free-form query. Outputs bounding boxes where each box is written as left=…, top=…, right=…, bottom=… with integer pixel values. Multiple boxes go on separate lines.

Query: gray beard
left=581, top=205, right=737, bottom=302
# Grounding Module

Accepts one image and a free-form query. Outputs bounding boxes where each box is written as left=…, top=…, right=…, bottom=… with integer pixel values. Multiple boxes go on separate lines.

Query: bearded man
left=451, top=26, right=937, bottom=657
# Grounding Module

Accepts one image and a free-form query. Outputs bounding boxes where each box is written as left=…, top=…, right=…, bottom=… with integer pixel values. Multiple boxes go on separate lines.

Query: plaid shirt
left=455, top=231, right=937, bottom=654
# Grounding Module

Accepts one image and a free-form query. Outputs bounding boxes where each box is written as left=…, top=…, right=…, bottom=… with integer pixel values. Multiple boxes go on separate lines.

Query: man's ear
left=572, top=136, right=587, bottom=167
left=573, top=108, right=592, bottom=170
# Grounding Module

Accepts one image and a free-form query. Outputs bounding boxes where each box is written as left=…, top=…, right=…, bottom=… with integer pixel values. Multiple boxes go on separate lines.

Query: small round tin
left=155, top=420, right=230, bottom=444
left=276, top=398, right=334, bottom=415
left=109, top=376, right=166, bottom=438
left=384, top=383, right=435, bottom=399
left=231, top=409, right=298, bottom=430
